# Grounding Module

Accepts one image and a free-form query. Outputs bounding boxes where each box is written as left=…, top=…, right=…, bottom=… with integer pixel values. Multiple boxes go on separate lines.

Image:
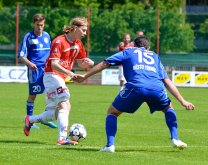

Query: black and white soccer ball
left=69, top=123, right=87, bottom=142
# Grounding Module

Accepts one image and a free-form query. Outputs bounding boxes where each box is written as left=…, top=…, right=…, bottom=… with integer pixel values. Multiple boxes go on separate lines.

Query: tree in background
left=0, top=0, right=194, bottom=54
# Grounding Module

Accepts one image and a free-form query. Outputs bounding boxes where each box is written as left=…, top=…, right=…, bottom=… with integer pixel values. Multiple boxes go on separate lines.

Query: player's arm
left=118, top=42, right=124, bottom=51
left=76, top=58, right=94, bottom=69
left=20, top=56, right=37, bottom=71
left=51, top=59, right=75, bottom=77
left=19, top=33, right=37, bottom=70
left=73, top=61, right=109, bottom=82
left=84, top=61, right=109, bottom=78
left=163, top=78, right=195, bottom=110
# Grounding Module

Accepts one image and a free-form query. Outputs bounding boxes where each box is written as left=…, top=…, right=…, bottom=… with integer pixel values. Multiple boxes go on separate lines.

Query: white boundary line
left=0, top=145, right=208, bottom=149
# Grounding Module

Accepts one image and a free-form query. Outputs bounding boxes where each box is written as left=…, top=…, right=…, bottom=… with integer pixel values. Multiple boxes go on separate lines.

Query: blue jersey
left=105, top=47, right=168, bottom=91
left=18, top=31, right=51, bottom=67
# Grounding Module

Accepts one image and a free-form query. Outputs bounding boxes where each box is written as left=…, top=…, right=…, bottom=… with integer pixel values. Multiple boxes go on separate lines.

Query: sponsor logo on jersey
left=29, top=39, right=39, bottom=45
left=44, top=37, right=49, bottom=43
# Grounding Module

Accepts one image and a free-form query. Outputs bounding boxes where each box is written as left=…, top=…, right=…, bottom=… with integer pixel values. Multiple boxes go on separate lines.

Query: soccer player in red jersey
left=118, top=33, right=134, bottom=91
left=24, top=17, right=94, bottom=145
left=118, top=33, right=134, bottom=51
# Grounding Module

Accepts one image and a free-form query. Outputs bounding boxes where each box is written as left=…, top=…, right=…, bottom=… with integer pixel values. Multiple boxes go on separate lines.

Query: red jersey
left=119, top=42, right=134, bottom=51
left=45, top=34, right=86, bottom=79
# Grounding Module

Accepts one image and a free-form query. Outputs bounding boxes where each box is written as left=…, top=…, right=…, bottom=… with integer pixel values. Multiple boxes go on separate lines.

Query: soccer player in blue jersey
left=18, top=13, right=57, bottom=129
left=73, top=35, right=195, bottom=152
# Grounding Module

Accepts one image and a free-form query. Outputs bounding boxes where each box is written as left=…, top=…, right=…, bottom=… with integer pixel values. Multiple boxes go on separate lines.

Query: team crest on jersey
left=29, top=39, right=39, bottom=45
left=56, top=40, right=60, bottom=44
left=44, top=37, right=49, bottom=43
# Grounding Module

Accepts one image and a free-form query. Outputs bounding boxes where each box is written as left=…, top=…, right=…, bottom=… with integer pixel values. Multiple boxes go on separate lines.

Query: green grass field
left=0, top=83, right=207, bottom=165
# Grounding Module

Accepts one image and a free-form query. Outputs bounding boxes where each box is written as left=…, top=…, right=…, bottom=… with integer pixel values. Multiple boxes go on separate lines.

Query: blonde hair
left=62, top=17, right=88, bottom=34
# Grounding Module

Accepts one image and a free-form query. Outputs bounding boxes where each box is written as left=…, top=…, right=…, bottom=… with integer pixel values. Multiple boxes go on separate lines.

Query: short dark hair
left=33, top=13, right=45, bottom=23
left=134, top=35, right=150, bottom=49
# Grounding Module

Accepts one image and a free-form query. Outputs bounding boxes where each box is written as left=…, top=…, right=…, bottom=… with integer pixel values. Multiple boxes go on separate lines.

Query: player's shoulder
left=42, top=31, right=50, bottom=37
left=75, top=39, right=84, bottom=47
left=52, top=34, right=65, bottom=44
left=124, top=46, right=137, bottom=52
left=23, top=31, right=34, bottom=39
left=147, top=50, right=159, bottom=57
left=75, top=39, right=83, bottom=44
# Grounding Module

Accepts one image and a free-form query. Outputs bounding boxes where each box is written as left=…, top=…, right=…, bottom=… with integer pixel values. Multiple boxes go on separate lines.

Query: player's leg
left=57, top=101, right=69, bottom=141
left=163, top=105, right=179, bottom=140
left=45, top=73, right=77, bottom=145
left=26, top=94, right=40, bottom=129
left=56, top=100, right=77, bottom=145
left=36, top=67, right=57, bottom=128
left=27, top=68, right=38, bottom=116
left=27, top=68, right=42, bottom=129
left=146, top=89, right=187, bottom=149
left=24, top=110, right=56, bottom=136
left=100, top=87, right=142, bottom=152
left=24, top=92, right=57, bottom=136
left=163, top=106, right=187, bottom=149
left=99, top=105, right=121, bottom=153
left=26, top=94, right=36, bottom=116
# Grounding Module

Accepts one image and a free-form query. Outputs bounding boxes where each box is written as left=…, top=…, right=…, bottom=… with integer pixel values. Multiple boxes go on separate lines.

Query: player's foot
left=41, top=122, right=57, bottom=128
left=24, top=115, right=33, bottom=136
left=171, top=139, right=187, bottom=149
left=99, top=145, right=115, bottom=153
left=56, top=138, right=78, bottom=145
left=31, top=123, right=40, bottom=129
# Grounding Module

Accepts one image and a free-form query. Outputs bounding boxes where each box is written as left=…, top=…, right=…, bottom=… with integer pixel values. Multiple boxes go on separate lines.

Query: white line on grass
left=0, top=145, right=208, bottom=149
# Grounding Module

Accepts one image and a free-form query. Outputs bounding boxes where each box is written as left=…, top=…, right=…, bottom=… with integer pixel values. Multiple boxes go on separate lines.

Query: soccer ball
left=69, top=123, right=87, bottom=142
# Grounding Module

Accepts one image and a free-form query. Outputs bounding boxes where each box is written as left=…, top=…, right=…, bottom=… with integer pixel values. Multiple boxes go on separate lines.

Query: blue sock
left=26, top=101, right=34, bottom=116
left=105, top=114, right=117, bottom=147
left=165, top=108, right=178, bottom=140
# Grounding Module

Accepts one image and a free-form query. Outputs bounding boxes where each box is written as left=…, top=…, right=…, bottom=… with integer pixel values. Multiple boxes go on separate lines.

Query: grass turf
left=0, top=83, right=207, bottom=165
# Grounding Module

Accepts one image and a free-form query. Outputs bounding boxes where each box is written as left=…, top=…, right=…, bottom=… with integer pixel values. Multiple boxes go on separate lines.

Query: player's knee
left=162, top=103, right=172, bottom=113
left=107, top=105, right=121, bottom=117
left=28, top=95, right=36, bottom=102
left=58, top=100, right=70, bottom=111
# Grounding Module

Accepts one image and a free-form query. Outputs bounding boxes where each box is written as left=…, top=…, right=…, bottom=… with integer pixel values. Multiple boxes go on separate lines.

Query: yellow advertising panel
left=195, top=73, right=208, bottom=85
left=174, top=73, right=191, bottom=84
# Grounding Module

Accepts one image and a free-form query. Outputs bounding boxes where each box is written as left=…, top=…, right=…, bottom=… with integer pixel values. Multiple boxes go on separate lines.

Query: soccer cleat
left=24, top=115, right=33, bottom=136
left=41, top=122, right=57, bottom=128
left=99, top=145, right=115, bottom=153
left=56, top=138, right=78, bottom=145
left=171, top=139, right=187, bottom=149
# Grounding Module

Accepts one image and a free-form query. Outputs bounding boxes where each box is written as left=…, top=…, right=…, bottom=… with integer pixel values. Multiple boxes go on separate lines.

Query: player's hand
left=28, top=62, right=37, bottom=71
left=72, top=74, right=86, bottom=83
left=119, top=42, right=124, bottom=47
left=181, top=100, right=195, bottom=110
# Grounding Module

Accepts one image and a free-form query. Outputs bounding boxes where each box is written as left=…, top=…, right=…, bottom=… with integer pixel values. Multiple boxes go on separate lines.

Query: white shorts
left=118, top=65, right=126, bottom=82
left=43, top=73, right=70, bottom=111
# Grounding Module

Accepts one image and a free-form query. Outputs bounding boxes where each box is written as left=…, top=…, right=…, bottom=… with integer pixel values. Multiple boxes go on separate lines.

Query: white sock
left=57, top=109, right=69, bottom=140
left=29, top=110, right=56, bottom=123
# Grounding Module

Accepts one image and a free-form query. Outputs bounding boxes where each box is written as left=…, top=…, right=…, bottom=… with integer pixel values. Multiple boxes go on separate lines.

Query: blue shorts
left=28, top=67, right=45, bottom=95
left=112, top=87, right=171, bottom=114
